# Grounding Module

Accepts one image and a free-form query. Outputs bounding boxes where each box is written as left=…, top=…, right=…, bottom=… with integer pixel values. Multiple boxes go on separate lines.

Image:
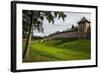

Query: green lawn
left=22, top=38, right=91, bottom=63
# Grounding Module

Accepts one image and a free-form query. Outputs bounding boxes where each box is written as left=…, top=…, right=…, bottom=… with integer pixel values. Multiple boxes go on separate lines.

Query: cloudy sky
left=33, top=12, right=91, bottom=37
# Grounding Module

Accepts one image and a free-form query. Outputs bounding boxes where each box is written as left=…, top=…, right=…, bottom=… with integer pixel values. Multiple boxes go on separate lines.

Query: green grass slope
left=23, top=38, right=91, bottom=63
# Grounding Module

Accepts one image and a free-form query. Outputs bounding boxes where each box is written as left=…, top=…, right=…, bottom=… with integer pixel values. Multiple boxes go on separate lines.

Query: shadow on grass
left=23, top=47, right=64, bottom=62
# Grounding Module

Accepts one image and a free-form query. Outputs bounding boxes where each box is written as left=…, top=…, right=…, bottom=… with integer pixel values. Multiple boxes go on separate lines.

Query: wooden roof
left=78, top=17, right=90, bottom=24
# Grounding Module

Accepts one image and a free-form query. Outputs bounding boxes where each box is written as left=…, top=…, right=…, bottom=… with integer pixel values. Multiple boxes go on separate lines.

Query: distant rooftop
left=78, top=17, right=90, bottom=24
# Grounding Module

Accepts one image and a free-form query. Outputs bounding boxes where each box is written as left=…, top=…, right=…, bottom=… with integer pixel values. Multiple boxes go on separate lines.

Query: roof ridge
left=78, top=16, right=90, bottom=24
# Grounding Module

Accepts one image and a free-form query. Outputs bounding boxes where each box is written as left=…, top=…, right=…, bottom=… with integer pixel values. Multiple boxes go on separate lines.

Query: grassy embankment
left=22, top=38, right=91, bottom=62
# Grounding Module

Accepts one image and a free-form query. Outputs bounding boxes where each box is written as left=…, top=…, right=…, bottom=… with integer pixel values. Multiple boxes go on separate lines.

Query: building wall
left=49, top=32, right=88, bottom=38
left=48, top=22, right=91, bottom=39
left=84, top=22, right=90, bottom=33
left=78, top=23, right=84, bottom=32
left=78, top=22, right=90, bottom=33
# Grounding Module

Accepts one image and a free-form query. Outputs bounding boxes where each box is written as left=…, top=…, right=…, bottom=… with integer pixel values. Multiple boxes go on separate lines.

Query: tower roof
left=78, top=17, right=90, bottom=24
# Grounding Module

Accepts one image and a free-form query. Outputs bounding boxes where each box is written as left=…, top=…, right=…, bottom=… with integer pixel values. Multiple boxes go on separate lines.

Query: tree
left=71, top=25, right=75, bottom=30
left=70, top=25, right=78, bottom=32
left=23, top=10, right=66, bottom=58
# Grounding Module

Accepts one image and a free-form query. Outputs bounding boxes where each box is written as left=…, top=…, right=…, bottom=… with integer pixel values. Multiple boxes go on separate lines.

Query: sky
left=33, top=12, right=91, bottom=37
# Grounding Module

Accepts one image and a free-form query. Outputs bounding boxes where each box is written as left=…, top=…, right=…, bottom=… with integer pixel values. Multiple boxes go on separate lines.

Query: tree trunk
left=23, top=13, right=33, bottom=58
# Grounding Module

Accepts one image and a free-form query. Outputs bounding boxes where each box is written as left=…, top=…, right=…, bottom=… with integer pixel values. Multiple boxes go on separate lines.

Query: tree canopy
left=23, top=10, right=66, bottom=38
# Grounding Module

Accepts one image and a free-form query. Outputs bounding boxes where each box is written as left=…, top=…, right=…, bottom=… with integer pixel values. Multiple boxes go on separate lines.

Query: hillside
left=23, top=38, right=91, bottom=62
